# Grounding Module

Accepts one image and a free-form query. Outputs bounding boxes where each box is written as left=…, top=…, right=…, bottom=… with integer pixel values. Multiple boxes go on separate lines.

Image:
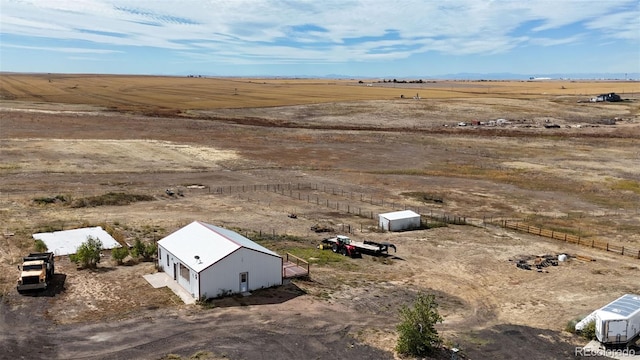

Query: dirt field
left=1, top=74, right=640, bottom=360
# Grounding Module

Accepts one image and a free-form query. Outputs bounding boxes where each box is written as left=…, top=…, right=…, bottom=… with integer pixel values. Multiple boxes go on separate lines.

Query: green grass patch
left=610, top=179, right=640, bottom=195
left=284, top=247, right=347, bottom=265
left=461, top=331, right=492, bottom=346
left=71, top=192, right=154, bottom=208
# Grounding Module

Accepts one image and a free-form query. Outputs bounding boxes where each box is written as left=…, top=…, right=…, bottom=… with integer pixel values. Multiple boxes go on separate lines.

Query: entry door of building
left=239, top=272, right=248, bottom=292
left=173, top=263, right=177, bottom=281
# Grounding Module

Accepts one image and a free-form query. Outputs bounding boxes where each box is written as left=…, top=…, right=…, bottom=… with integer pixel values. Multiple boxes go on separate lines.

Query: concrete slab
left=33, top=226, right=121, bottom=256
left=143, top=272, right=196, bottom=305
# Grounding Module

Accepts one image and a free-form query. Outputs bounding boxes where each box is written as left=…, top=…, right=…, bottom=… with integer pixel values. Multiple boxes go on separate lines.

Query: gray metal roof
left=600, top=294, right=640, bottom=318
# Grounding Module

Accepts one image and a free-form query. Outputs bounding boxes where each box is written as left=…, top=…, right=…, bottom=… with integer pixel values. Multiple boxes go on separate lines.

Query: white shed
left=157, top=221, right=282, bottom=300
left=594, top=294, right=640, bottom=345
left=378, top=210, right=421, bottom=231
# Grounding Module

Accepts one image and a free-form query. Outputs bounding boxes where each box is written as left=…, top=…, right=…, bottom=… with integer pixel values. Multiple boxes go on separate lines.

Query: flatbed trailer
left=321, top=235, right=396, bottom=258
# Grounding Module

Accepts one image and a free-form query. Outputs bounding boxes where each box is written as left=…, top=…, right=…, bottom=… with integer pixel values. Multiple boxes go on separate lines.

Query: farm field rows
left=1, top=74, right=639, bottom=359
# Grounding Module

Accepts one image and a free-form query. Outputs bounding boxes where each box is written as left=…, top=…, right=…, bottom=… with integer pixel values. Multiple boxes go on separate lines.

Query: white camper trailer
left=594, top=294, right=640, bottom=345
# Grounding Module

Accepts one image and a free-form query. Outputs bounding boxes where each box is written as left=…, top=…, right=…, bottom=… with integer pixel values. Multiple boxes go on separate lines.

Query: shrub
left=131, top=238, right=157, bottom=262
left=396, top=292, right=444, bottom=357
left=111, top=246, right=129, bottom=265
left=196, top=296, right=215, bottom=309
left=32, top=194, right=68, bottom=205
left=71, top=192, right=154, bottom=208
left=580, top=320, right=596, bottom=340
left=70, top=236, right=103, bottom=269
left=34, top=239, right=48, bottom=252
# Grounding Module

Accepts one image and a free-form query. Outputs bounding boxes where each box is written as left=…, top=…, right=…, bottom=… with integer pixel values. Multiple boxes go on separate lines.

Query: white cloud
left=0, top=0, right=637, bottom=65
left=3, top=43, right=122, bottom=53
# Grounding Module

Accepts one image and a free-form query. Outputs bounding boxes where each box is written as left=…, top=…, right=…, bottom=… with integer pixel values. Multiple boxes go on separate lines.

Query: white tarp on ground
left=33, top=226, right=121, bottom=256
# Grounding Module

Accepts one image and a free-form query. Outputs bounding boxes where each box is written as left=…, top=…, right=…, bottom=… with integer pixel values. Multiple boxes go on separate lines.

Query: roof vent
left=194, top=255, right=202, bottom=264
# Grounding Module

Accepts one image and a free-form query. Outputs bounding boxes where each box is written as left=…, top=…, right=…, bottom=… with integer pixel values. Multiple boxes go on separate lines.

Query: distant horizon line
left=1, top=71, right=639, bottom=81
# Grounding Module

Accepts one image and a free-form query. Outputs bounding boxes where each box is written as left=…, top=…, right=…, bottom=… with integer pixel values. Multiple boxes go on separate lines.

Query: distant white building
left=378, top=210, right=421, bottom=232
left=157, top=221, right=283, bottom=300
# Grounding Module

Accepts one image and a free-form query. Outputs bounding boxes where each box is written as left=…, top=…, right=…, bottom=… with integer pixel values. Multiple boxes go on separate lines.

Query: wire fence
left=496, top=219, right=640, bottom=260
left=3, top=182, right=638, bottom=260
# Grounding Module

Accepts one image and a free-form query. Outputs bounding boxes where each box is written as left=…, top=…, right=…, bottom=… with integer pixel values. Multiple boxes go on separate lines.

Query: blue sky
left=0, top=0, right=638, bottom=78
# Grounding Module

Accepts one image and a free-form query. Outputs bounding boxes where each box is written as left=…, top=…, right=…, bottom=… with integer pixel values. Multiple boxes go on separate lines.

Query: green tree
left=111, top=246, right=129, bottom=265
left=34, top=239, right=48, bottom=252
left=70, top=236, right=102, bottom=269
left=396, top=292, right=444, bottom=357
left=131, top=238, right=157, bottom=262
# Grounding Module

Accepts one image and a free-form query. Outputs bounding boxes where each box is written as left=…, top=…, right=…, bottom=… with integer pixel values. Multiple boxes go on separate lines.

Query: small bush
left=580, top=320, right=596, bottom=340
left=567, top=317, right=596, bottom=340
left=70, top=236, right=102, bottom=269
left=34, top=239, right=48, bottom=252
left=33, top=194, right=68, bottom=205
left=71, top=192, right=154, bottom=208
left=196, top=295, right=215, bottom=309
left=131, top=238, right=157, bottom=262
left=396, top=292, right=444, bottom=357
left=565, top=317, right=580, bottom=333
left=111, top=246, right=129, bottom=265
left=190, top=351, right=213, bottom=359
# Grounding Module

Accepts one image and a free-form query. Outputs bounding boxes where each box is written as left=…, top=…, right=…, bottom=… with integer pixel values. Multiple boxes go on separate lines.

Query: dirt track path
left=1, top=294, right=393, bottom=360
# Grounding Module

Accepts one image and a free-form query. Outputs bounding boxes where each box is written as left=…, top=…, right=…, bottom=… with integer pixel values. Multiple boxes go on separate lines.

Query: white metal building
left=157, top=221, right=282, bottom=300
left=594, top=294, right=640, bottom=345
left=378, top=210, right=421, bottom=231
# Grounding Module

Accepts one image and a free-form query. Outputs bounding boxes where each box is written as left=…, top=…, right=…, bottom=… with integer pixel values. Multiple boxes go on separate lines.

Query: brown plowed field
left=1, top=74, right=639, bottom=360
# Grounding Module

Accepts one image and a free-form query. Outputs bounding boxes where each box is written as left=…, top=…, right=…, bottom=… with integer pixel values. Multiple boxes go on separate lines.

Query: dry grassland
left=1, top=73, right=638, bottom=111
left=1, top=74, right=639, bottom=359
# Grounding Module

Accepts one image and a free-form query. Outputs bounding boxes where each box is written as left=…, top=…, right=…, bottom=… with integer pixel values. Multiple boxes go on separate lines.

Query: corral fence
left=213, top=182, right=468, bottom=226
left=497, top=219, right=640, bottom=260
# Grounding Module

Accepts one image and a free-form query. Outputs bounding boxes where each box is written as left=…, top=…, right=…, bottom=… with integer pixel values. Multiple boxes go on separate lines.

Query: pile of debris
left=511, top=254, right=563, bottom=272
